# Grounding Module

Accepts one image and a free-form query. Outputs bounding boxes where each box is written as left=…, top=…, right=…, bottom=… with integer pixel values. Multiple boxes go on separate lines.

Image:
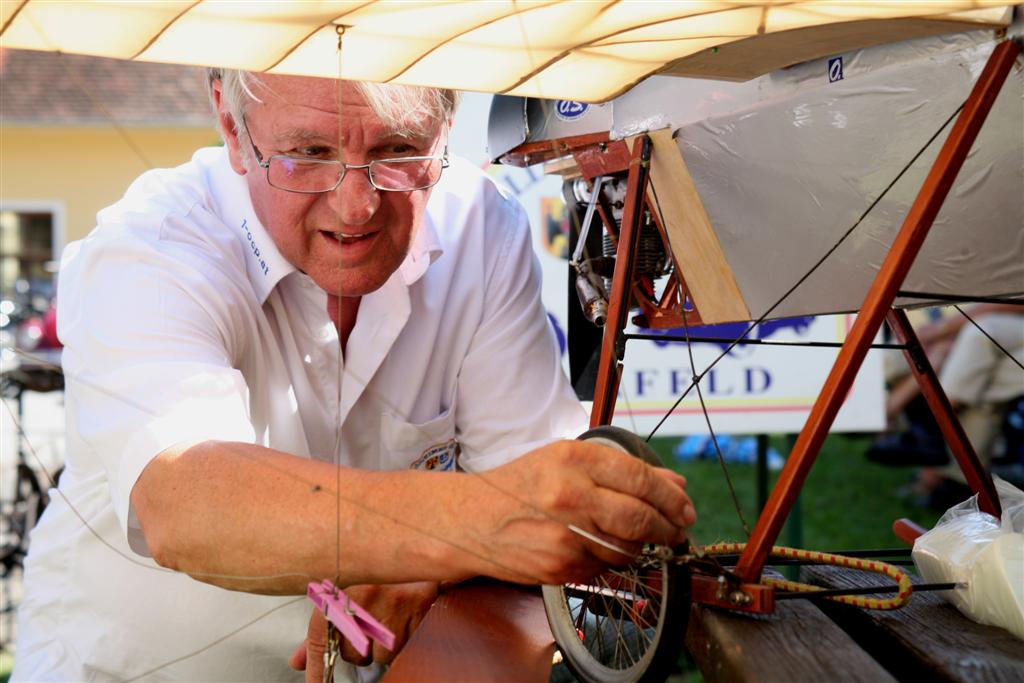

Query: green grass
left=649, top=433, right=943, bottom=556
left=0, top=651, right=12, bottom=683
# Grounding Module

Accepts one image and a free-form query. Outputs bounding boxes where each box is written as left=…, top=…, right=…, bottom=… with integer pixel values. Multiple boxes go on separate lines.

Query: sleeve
left=454, top=193, right=588, bottom=472
left=58, top=226, right=258, bottom=548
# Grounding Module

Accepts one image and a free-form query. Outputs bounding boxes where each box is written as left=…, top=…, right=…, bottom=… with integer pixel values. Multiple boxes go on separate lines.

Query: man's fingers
left=653, top=467, right=697, bottom=527
left=374, top=641, right=397, bottom=666
left=655, top=467, right=687, bottom=490
left=304, top=609, right=327, bottom=683
left=340, top=640, right=372, bottom=667
left=586, top=448, right=696, bottom=529
left=589, top=488, right=687, bottom=548
left=288, top=640, right=307, bottom=671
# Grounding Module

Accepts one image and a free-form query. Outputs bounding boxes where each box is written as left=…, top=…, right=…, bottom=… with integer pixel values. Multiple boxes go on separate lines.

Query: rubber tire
left=543, top=425, right=690, bottom=683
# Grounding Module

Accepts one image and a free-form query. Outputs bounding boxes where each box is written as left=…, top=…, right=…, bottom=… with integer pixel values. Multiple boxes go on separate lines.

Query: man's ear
left=211, top=79, right=248, bottom=176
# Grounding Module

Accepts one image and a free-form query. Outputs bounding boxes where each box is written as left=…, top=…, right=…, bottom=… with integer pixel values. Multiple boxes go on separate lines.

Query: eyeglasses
left=243, top=118, right=449, bottom=194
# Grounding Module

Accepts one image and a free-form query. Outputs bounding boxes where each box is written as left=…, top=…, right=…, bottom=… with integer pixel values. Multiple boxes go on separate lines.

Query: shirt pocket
left=380, top=408, right=459, bottom=472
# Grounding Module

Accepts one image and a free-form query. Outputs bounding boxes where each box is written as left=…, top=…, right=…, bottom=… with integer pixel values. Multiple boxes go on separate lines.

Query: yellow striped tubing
left=700, top=543, right=914, bottom=610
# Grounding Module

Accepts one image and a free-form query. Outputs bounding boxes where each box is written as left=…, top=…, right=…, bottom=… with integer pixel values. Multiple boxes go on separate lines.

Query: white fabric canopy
left=0, top=1, right=1014, bottom=101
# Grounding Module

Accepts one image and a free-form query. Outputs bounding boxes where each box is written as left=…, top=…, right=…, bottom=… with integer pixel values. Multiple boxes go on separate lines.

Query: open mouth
left=324, top=230, right=374, bottom=245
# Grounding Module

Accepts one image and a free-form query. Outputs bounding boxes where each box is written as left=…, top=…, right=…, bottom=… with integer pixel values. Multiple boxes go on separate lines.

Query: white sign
left=610, top=315, right=885, bottom=436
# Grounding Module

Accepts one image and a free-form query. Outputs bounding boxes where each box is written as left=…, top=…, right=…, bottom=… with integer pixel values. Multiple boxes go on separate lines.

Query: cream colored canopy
left=0, top=1, right=1014, bottom=101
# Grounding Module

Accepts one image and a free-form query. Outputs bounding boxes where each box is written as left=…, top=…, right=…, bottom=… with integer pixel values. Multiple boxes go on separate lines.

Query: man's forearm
left=131, top=440, right=481, bottom=594
left=131, top=438, right=697, bottom=596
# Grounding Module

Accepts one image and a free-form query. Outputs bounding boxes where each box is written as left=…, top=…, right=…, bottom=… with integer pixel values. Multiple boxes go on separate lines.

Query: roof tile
left=1, top=48, right=212, bottom=126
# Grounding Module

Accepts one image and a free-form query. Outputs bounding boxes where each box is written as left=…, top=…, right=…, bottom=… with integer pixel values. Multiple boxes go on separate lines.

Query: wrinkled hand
left=288, top=582, right=439, bottom=679
left=466, top=440, right=696, bottom=585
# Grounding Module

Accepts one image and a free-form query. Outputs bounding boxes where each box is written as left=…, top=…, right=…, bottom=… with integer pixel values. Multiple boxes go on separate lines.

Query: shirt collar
left=209, top=148, right=295, bottom=304
left=399, top=207, right=444, bottom=286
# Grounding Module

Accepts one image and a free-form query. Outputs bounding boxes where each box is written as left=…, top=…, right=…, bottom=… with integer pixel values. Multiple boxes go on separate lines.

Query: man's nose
left=326, top=167, right=380, bottom=225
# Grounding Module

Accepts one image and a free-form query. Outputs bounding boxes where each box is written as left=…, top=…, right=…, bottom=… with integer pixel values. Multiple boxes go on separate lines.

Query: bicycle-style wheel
left=543, top=425, right=689, bottom=683
left=1, top=462, right=49, bottom=649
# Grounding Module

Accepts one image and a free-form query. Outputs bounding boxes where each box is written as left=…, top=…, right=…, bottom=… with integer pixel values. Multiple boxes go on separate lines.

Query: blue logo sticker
left=828, top=56, right=844, bottom=83
left=555, top=100, right=588, bottom=121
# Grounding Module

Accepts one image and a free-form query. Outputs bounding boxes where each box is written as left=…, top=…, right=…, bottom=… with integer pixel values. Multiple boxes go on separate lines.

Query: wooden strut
left=730, top=38, right=1019, bottom=593
left=590, top=135, right=652, bottom=426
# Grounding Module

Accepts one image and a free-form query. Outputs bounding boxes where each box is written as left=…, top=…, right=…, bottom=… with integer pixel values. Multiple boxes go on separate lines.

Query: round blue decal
left=555, top=100, right=588, bottom=121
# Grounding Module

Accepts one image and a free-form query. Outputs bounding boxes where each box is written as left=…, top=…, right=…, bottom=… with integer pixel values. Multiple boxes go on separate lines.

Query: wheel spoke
left=602, top=569, right=660, bottom=636
left=598, top=574, right=644, bottom=668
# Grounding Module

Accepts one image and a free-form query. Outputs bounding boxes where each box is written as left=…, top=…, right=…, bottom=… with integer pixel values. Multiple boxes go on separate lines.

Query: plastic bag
left=912, top=477, right=1024, bottom=640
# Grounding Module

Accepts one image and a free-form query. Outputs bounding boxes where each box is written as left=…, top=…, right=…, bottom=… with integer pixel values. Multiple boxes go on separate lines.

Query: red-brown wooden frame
left=584, top=38, right=1018, bottom=610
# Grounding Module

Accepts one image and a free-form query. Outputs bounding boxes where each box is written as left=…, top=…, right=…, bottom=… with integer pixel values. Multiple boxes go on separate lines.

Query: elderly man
left=13, top=71, right=695, bottom=682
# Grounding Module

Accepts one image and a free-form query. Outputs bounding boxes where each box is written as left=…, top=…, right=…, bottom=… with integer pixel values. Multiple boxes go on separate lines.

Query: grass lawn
left=649, top=433, right=944, bottom=552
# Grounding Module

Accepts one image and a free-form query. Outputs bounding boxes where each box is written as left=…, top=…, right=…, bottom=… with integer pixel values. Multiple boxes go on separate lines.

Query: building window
left=1, top=208, right=59, bottom=310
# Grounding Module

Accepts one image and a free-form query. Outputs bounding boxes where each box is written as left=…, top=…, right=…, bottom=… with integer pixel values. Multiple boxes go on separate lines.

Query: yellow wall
left=1, top=126, right=221, bottom=246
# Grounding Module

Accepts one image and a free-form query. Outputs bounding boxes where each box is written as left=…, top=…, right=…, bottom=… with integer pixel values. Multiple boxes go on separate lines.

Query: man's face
left=216, top=75, right=445, bottom=297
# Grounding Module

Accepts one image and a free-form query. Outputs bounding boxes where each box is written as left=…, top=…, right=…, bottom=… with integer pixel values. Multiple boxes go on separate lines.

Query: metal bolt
left=729, top=591, right=752, bottom=606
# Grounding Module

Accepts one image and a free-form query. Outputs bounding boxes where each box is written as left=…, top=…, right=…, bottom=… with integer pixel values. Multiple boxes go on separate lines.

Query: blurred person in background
left=869, top=303, right=1024, bottom=508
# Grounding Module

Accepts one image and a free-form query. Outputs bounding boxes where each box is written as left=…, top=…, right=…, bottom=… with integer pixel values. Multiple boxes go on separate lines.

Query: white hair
left=206, top=68, right=459, bottom=163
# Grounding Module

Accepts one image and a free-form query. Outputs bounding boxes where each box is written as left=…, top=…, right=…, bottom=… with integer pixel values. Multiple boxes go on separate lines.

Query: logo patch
left=555, top=100, right=589, bottom=121
left=410, top=439, right=461, bottom=472
left=828, top=56, right=844, bottom=83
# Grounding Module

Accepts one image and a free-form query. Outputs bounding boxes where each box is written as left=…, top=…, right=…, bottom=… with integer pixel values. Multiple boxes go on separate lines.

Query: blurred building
left=0, top=48, right=216, bottom=302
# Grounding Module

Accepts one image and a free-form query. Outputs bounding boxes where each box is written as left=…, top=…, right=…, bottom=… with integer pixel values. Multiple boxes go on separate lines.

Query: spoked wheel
left=1, top=463, right=48, bottom=650
left=543, top=425, right=690, bottom=683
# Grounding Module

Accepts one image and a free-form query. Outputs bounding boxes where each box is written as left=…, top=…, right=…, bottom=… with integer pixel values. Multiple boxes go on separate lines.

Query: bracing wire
left=334, top=20, right=347, bottom=599
left=644, top=98, right=969, bottom=441
left=5, top=26, right=1021, bottom=679
left=648, top=178, right=752, bottom=538
left=619, top=382, right=640, bottom=436
left=954, top=305, right=1024, bottom=372
left=121, top=597, right=308, bottom=683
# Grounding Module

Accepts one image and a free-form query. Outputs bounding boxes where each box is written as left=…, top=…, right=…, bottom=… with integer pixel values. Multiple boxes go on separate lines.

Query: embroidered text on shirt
left=241, top=218, right=270, bottom=276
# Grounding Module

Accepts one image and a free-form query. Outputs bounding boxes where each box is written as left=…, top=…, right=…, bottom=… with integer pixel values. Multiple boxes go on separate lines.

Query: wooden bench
left=686, top=579, right=896, bottom=682
left=386, top=569, right=1024, bottom=682
left=799, top=565, right=1024, bottom=683
left=688, top=565, right=1024, bottom=682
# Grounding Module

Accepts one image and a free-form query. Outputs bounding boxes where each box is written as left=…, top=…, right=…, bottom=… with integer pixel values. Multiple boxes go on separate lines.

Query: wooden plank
left=543, top=156, right=581, bottom=178
left=686, top=590, right=897, bottom=682
left=643, top=128, right=751, bottom=324
left=383, top=580, right=554, bottom=683
left=803, top=565, right=1024, bottom=683
left=660, top=15, right=1011, bottom=82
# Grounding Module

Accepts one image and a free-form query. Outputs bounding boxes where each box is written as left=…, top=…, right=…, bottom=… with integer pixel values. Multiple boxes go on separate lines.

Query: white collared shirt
left=14, top=147, right=586, bottom=682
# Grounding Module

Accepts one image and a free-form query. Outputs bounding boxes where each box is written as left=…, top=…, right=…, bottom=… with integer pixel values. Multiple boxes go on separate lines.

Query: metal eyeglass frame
left=242, top=117, right=449, bottom=194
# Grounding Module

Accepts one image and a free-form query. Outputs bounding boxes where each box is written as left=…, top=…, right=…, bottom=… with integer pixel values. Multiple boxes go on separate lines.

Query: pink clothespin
left=307, top=580, right=396, bottom=658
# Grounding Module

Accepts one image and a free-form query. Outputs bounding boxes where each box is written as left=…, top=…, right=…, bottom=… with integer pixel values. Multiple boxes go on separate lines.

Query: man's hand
left=288, top=582, right=439, bottom=679
left=462, top=440, right=697, bottom=585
